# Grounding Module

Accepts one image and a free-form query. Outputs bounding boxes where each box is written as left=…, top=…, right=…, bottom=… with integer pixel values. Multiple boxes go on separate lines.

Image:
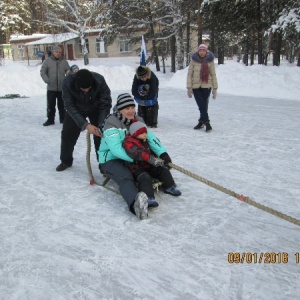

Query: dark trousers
left=193, top=88, right=211, bottom=123
left=133, top=166, right=175, bottom=198
left=100, top=159, right=138, bottom=210
left=60, top=111, right=100, bottom=166
left=47, top=90, right=65, bottom=123
left=138, top=104, right=159, bottom=127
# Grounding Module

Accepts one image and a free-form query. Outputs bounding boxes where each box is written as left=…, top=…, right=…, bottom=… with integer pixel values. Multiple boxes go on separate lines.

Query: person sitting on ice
left=98, top=93, right=174, bottom=220
left=122, top=121, right=181, bottom=208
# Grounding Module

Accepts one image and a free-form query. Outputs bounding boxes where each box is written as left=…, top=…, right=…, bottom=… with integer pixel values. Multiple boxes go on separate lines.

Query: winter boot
left=148, top=197, right=159, bottom=208
left=134, top=192, right=148, bottom=220
left=56, top=163, right=71, bottom=172
left=194, top=120, right=204, bottom=130
left=43, top=120, right=55, bottom=126
left=164, top=186, right=181, bottom=196
left=205, top=122, right=212, bottom=132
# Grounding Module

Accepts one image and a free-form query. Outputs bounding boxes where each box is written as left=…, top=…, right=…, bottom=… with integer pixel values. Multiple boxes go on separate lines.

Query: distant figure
left=40, top=46, right=70, bottom=126
left=41, top=53, right=45, bottom=63
left=70, top=64, right=79, bottom=73
left=131, top=66, right=159, bottom=128
left=186, top=43, right=218, bottom=132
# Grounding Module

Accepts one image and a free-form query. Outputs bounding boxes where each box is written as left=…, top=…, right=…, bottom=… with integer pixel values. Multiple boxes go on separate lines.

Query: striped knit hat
left=116, top=93, right=135, bottom=111
left=129, top=121, right=147, bottom=137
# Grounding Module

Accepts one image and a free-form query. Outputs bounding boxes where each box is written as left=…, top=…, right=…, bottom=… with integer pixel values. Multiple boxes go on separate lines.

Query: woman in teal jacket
left=98, top=93, right=172, bottom=220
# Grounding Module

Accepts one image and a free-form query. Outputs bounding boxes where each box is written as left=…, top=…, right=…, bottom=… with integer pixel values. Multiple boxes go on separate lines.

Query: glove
left=159, top=152, right=172, bottom=169
left=148, top=155, right=165, bottom=167
left=187, top=88, right=193, bottom=98
left=212, top=89, right=217, bottom=99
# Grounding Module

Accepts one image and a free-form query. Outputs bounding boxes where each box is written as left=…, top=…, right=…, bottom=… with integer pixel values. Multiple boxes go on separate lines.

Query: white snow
left=0, top=56, right=300, bottom=300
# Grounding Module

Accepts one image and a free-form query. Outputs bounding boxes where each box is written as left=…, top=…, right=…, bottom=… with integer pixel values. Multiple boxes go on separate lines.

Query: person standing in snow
left=40, top=45, right=70, bottom=126
left=56, top=69, right=112, bottom=172
left=186, top=43, right=218, bottom=132
left=131, top=66, right=159, bottom=128
left=98, top=93, right=173, bottom=220
left=123, top=121, right=181, bottom=208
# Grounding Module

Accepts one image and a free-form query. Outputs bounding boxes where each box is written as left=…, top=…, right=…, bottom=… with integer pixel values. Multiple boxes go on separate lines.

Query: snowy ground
left=0, top=57, right=300, bottom=299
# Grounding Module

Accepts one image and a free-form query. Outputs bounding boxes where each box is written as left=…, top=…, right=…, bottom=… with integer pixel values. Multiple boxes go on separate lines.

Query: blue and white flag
left=140, top=35, right=147, bottom=66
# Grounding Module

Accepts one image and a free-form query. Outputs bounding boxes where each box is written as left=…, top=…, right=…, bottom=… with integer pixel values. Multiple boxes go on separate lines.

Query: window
left=33, top=45, right=40, bottom=56
left=119, top=36, right=131, bottom=52
left=96, top=37, right=106, bottom=53
left=79, top=39, right=89, bottom=54
left=17, top=45, right=25, bottom=58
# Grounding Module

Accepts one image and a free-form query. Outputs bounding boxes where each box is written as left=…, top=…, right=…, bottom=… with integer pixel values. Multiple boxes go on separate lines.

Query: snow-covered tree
left=0, top=0, right=31, bottom=43
left=271, top=5, right=300, bottom=65
left=41, top=0, right=105, bottom=65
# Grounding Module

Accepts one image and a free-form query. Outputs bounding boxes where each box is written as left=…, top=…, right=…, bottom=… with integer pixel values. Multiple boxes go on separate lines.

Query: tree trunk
left=146, top=3, right=160, bottom=71
left=272, top=32, right=282, bottom=66
left=297, top=53, right=300, bottom=66
left=170, top=36, right=176, bottom=73
left=197, top=0, right=203, bottom=45
left=176, top=26, right=184, bottom=70
left=250, top=39, right=255, bottom=66
left=257, top=0, right=263, bottom=64
left=186, top=11, right=191, bottom=67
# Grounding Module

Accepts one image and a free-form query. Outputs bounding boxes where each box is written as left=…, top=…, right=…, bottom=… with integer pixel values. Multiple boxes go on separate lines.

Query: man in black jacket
left=56, top=69, right=112, bottom=171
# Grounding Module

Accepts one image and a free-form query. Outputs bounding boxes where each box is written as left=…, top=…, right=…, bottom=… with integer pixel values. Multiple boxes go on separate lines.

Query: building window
left=96, top=37, right=106, bottom=53
left=79, top=39, right=89, bottom=54
left=33, top=45, right=40, bottom=56
left=119, top=36, right=131, bottom=52
left=17, top=45, right=25, bottom=58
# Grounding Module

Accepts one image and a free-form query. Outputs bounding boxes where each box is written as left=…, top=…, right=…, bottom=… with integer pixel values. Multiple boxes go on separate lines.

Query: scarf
left=199, top=56, right=209, bottom=83
left=114, top=112, right=136, bottom=127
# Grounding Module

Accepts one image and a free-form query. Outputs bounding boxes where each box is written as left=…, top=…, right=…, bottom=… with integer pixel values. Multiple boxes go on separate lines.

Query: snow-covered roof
left=10, top=34, right=50, bottom=42
left=25, top=33, right=79, bottom=45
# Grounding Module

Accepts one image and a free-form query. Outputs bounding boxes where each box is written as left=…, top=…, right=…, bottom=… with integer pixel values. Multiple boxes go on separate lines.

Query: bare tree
left=42, top=0, right=104, bottom=65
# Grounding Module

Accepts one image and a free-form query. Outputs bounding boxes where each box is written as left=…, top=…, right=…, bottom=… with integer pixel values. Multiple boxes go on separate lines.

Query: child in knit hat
left=70, top=64, right=79, bottom=73
left=123, top=121, right=181, bottom=207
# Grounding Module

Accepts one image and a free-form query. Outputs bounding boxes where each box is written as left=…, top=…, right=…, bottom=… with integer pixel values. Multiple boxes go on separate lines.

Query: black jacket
left=62, top=72, right=112, bottom=130
left=131, top=66, right=159, bottom=100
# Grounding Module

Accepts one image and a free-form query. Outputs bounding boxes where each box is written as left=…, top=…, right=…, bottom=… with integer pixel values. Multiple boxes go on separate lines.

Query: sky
left=0, top=56, right=300, bottom=300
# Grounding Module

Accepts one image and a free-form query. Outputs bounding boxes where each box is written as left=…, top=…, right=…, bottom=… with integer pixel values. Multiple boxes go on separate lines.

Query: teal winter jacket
left=98, top=115, right=167, bottom=164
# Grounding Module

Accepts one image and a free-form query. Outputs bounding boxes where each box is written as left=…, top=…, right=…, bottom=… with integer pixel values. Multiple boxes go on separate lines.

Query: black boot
left=205, top=122, right=212, bottom=132
left=43, top=120, right=55, bottom=126
left=194, top=120, right=204, bottom=130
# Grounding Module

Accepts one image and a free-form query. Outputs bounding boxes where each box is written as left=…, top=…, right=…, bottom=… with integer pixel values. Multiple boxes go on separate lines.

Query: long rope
left=169, top=163, right=300, bottom=227
left=86, top=131, right=300, bottom=227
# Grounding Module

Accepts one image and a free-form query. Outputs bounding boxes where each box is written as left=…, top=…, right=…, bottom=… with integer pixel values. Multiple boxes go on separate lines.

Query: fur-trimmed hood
left=191, top=51, right=215, bottom=63
left=135, top=66, right=151, bottom=79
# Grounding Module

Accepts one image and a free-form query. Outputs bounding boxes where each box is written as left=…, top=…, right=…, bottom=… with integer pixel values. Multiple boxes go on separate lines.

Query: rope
left=169, top=162, right=300, bottom=227
left=86, top=131, right=95, bottom=185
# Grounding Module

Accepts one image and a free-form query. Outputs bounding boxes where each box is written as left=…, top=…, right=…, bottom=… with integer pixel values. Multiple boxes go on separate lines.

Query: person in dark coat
left=123, top=121, right=181, bottom=208
left=40, top=45, right=70, bottom=126
left=131, top=66, right=159, bottom=128
left=56, top=69, right=112, bottom=172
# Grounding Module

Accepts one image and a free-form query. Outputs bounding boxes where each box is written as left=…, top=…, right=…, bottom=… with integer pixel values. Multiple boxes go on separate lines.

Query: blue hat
left=70, top=64, right=79, bottom=73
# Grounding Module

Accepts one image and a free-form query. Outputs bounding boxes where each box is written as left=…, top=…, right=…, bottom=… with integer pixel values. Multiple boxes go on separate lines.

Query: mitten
left=212, top=89, right=217, bottom=99
left=159, top=152, right=172, bottom=169
left=148, top=155, right=165, bottom=167
left=187, top=88, right=193, bottom=98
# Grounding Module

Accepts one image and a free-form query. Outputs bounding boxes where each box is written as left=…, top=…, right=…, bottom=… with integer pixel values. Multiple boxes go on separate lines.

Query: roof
left=25, top=33, right=79, bottom=45
left=10, top=34, right=50, bottom=42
